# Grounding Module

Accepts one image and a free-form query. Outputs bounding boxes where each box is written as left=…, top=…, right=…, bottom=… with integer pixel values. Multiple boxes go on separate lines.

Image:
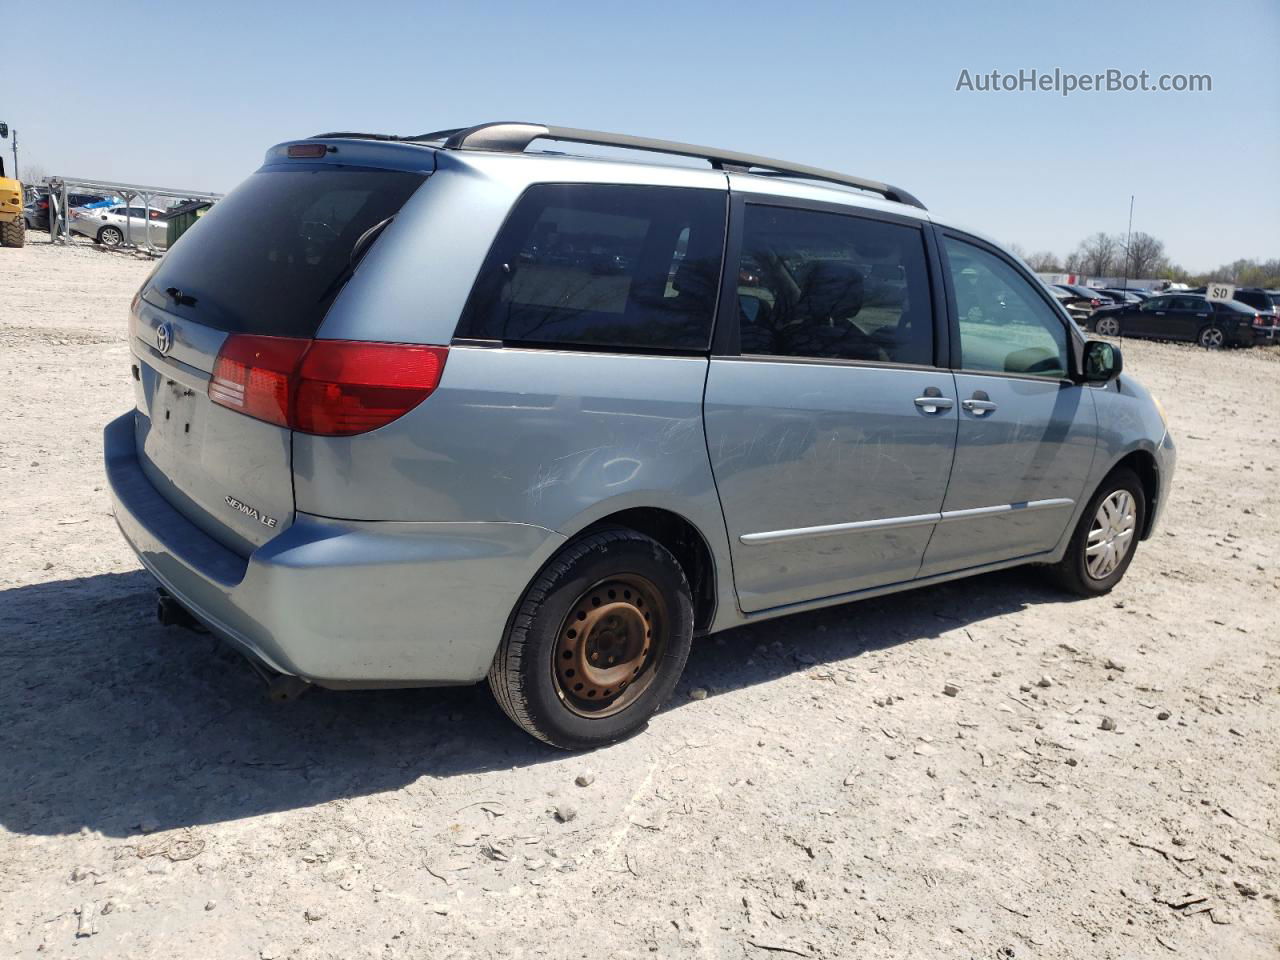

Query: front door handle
left=962, top=391, right=998, bottom=416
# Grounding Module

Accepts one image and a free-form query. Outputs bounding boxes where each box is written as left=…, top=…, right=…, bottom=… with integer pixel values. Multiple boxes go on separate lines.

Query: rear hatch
left=130, top=161, right=429, bottom=556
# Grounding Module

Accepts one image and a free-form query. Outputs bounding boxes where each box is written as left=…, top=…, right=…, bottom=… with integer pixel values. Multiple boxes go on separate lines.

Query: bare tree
left=1024, top=250, right=1062, bottom=272
left=1070, top=232, right=1120, bottom=277
left=17, top=160, right=48, bottom=185
left=1121, top=232, right=1166, bottom=278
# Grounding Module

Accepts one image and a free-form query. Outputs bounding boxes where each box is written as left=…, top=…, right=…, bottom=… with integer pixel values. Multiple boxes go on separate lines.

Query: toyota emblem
left=156, top=322, right=173, bottom=355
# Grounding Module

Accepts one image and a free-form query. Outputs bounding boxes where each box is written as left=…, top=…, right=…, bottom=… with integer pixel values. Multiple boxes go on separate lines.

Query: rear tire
left=488, top=527, right=694, bottom=750
left=1095, top=316, right=1120, bottom=337
left=0, top=220, right=24, bottom=248
left=1197, top=325, right=1225, bottom=349
left=98, top=225, right=124, bottom=247
left=1046, top=468, right=1145, bottom=597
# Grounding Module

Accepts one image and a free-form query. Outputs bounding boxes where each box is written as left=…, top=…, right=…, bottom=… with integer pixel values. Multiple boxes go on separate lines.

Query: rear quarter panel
left=292, top=347, right=740, bottom=622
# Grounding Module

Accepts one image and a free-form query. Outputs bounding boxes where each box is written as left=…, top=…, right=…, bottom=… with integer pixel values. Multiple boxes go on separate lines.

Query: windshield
left=143, top=165, right=426, bottom=337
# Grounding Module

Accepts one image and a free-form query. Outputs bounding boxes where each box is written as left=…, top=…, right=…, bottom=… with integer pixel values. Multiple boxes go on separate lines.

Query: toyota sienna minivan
left=105, top=122, right=1176, bottom=748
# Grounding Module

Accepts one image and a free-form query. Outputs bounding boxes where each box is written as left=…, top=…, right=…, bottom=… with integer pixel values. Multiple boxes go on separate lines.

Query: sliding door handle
left=914, top=395, right=954, bottom=414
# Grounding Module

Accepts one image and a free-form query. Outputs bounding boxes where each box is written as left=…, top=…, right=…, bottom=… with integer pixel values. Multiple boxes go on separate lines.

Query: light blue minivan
left=105, top=122, right=1175, bottom=748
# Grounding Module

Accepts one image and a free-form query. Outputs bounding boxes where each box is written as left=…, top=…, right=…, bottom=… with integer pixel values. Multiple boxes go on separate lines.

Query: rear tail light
left=1090, top=298, right=1102, bottom=308
left=209, top=335, right=447, bottom=436
left=1253, top=313, right=1267, bottom=327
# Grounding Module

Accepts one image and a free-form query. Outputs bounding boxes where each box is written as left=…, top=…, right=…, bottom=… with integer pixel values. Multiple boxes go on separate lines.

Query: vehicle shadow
left=0, top=567, right=1074, bottom=837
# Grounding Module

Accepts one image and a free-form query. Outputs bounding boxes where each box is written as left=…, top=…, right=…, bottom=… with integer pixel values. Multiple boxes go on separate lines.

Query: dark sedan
left=23, top=192, right=110, bottom=230
left=1090, top=293, right=1276, bottom=348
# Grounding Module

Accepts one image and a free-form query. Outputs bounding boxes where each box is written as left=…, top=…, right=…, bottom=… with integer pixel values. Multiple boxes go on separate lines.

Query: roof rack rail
left=416, top=121, right=925, bottom=210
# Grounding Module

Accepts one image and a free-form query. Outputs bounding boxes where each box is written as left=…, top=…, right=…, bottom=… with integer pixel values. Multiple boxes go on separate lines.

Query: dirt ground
left=1, top=234, right=1277, bottom=960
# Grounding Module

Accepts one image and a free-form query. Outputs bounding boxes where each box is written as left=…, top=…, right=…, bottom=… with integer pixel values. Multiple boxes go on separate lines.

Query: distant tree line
left=1010, top=233, right=1279, bottom=288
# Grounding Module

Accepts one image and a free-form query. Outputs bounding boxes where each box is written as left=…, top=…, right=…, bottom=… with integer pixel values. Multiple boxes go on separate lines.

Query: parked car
left=1181, top=286, right=1280, bottom=320
left=104, top=122, right=1176, bottom=748
left=1053, top=284, right=1108, bottom=316
left=23, top=191, right=110, bottom=230
left=70, top=204, right=169, bottom=248
left=1055, top=284, right=1107, bottom=304
left=1048, top=287, right=1093, bottom=326
left=1090, top=293, right=1276, bottom=347
left=1097, top=288, right=1144, bottom=304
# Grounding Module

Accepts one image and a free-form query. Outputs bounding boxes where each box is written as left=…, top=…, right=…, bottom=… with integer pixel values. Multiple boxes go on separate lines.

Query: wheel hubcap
left=1201, top=328, right=1223, bottom=347
left=1099, top=319, right=1119, bottom=336
left=1086, top=489, right=1136, bottom=580
left=553, top=575, right=665, bottom=718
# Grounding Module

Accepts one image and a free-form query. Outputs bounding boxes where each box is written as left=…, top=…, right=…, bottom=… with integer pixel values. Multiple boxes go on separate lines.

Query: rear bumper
left=105, top=411, right=564, bottom=686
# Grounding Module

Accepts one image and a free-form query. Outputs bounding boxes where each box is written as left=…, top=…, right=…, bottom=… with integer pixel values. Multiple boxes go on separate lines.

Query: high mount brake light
left=209, top=336, right=447, bottom=436
left=287, top=143, right=330, bottom=158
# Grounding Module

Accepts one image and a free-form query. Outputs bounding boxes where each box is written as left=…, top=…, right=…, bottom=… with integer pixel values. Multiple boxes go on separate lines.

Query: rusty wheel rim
left=552, top=574, right=667, bottom=719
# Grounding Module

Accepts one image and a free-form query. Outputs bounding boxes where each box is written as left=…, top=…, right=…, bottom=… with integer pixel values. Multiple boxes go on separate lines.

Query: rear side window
left=458, top=184, right=726, bottom=351
left=144, top=166, right=426, bottom=337
left=735, top=205, right=934, bottom=366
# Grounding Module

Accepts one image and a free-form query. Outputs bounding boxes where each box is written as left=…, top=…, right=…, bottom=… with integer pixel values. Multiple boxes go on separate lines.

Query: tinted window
left=735, top=205, right=933, bottom=365
left=144, top=166, right=425, bottom=337
left=459, top=184, right=726, bottom=351
left=945, top=236, right=1068, bottom=379
left=1171, top=296, right=1206, bottom=311
left=1215, top=298, right=1252, bottom=314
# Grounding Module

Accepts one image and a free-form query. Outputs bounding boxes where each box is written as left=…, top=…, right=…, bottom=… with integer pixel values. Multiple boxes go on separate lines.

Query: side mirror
left=1082, top=339, right=1122, bottom=383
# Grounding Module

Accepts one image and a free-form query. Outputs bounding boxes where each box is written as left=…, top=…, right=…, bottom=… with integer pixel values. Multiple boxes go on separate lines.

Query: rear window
left=457, top=184, right=726, bottom=351
left=143, top=166, right=426, bottom=337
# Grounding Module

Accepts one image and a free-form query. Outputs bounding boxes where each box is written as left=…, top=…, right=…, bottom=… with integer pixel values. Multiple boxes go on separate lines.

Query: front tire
left=0, top=219, right=24, bottom=248
left=98, top=225, right=124, bottom=247
left=488, top=527, right=694, bottom=750
left=1197, top=325, right=1225, bottom=349
left=1047, top=468, right=1145, bottom=596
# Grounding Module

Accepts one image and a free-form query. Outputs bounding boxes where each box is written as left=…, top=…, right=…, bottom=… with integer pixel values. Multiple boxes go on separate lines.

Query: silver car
left=72, top=204, right=168, bottom=248
left=105, top=122, right=1176, bottom=748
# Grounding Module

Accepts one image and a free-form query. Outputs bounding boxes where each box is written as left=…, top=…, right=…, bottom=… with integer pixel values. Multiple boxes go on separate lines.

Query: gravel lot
left=1, top=235, right=1277, bottom=959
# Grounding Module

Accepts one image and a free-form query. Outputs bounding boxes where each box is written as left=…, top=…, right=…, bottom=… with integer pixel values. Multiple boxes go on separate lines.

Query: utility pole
left=10, top=127, right=16, bottom=180
left=1121, top=192, right=1131, bottom=289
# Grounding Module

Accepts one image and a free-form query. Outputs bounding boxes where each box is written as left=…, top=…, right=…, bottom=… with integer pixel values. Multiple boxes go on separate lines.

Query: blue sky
left=11, top=0, right=1278, bottom=270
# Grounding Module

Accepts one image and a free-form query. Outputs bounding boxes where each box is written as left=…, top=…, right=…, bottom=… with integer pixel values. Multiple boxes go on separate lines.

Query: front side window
left=944, top=236, right=1069, bottom=379
left=734, top=205, right=934, bottom=365
left=458, top=184, right=726, bottom=351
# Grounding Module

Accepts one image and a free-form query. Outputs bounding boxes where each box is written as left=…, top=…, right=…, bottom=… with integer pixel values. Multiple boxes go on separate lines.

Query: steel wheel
left=1198, top=326, right=1225, bottom=348
left=1096, top=316, right=1120, bottom=337
left=553, top=574, right=666, bottom=719
left=1086, top=490, right=1136, bottom=580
